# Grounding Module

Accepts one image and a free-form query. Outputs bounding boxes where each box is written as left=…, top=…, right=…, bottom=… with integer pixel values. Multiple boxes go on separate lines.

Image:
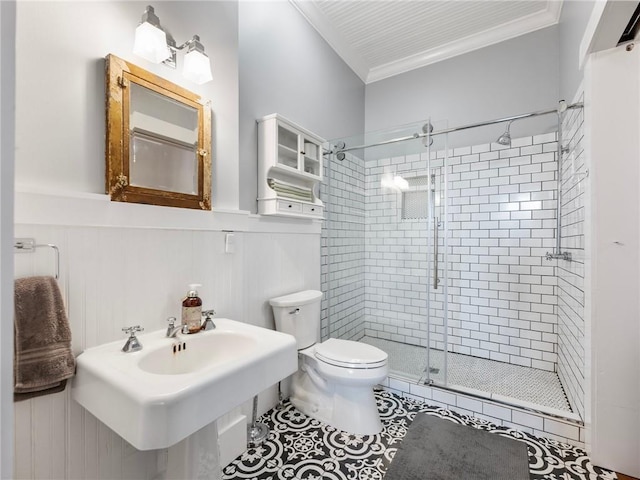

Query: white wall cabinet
left=257, top=114, right=324, bottom=218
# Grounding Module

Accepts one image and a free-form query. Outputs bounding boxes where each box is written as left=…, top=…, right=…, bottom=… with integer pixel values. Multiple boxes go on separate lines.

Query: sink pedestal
left=165, top=422, right=220, bottom=480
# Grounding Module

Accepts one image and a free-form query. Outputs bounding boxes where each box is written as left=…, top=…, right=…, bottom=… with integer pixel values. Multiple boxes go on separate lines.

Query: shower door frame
left=424, top=123, right=450, bottom=388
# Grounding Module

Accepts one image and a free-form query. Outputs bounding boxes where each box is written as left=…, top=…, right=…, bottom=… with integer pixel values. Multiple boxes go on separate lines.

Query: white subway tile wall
left=322, top=127, right=586, bottom=420
left=363, top=135, right=560, bottom=371
left=556, top=96, right=586, bottom=419
left=321, top=152, right=367, bottom=341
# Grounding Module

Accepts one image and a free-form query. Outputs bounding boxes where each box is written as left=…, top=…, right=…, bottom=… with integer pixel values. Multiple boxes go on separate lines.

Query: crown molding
left=291, top=0, right=563, bottom=85
left=289, top=0, right=370, bottom=83
left=367, top=2, right=563, bottom=83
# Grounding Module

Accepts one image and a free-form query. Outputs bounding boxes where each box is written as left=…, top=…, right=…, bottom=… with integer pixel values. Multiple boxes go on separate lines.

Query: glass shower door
left=424, top=122, right=449, bottom=386
left=322, top=119, right=450, bottom=387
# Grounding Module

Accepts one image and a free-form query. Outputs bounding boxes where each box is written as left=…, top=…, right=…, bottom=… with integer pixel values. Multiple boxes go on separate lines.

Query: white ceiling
left=291, top=1, right=563, bottom=84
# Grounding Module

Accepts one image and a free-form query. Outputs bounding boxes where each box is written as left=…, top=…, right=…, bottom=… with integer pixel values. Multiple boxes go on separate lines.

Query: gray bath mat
left=385, top=413, right=530, bottom=480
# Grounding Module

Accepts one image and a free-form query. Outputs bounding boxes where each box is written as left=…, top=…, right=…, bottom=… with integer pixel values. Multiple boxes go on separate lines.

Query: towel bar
left=14, top=238, right=60, bottom=280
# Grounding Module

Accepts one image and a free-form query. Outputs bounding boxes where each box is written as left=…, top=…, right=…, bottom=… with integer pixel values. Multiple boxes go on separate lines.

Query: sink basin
left=138, top=331, right=258, bottom=375
left=72, top=319, right=297, bottom=450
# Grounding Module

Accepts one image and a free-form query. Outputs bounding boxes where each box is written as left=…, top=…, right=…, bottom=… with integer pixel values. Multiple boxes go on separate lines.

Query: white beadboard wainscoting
left=13, top=191, right=321, bottom=480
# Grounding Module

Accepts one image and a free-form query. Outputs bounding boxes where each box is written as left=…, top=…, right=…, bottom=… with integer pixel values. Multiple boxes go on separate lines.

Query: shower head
left=496, top=121, right=513, bottom=146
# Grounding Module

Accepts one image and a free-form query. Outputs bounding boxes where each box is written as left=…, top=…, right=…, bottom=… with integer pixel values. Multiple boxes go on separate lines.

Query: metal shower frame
left=328, top=100, right=584, bottom=261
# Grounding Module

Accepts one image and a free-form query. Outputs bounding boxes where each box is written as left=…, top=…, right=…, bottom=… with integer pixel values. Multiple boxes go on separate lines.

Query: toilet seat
left=314, top=338, right=387, bottom=369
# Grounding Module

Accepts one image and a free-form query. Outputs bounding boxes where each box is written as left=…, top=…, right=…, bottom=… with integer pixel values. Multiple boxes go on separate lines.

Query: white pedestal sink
left=72, top=318, right=297, bottom=451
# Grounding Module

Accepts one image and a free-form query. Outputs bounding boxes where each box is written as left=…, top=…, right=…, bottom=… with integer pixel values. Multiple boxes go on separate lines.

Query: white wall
left=0, top=2, right=16, bottom=478
left=11, top=1, right=327, bottom=477
left=585, top=41, right=640, bottom=477
left=364, top=27, right=560, bottom=149
left=559, top=1, right=594, bottom=102
left=238, top=1, right=365, bottom=213
left=15, top=1, right=240, bottom=210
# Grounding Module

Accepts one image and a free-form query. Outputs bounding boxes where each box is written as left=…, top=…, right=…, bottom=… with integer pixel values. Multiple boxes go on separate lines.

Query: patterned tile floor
left=223, top=390, right=614, bottom=480
left=362, top=336, right=572, bottom=412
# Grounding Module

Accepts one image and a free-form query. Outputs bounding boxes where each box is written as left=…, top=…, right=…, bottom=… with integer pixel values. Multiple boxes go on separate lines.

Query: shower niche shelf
left=257, top=113, right=324, bottom=219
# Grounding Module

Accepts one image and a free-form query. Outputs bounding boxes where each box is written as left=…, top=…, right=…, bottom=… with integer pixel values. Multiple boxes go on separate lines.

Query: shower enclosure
left=321, top=103, right=586, bottom=420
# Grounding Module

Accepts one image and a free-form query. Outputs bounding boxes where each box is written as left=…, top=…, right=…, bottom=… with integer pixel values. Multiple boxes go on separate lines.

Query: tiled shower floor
left=362, top=336, right=572, bottom=412
left=223, top=390, right=613, bottom=480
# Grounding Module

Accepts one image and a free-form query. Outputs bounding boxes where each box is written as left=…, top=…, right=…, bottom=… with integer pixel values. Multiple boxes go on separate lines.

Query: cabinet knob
left=300, top=151, right=305, bottom=155
left=288, top=204, right=292, bottom=208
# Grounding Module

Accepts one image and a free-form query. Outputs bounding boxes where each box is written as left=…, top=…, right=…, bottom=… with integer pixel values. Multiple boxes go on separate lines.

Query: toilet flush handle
left=289, top=308, right=300, bottom=315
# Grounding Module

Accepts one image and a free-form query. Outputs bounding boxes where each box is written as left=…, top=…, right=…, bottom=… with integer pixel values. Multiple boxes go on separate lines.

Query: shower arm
left=332, top=102, right=584, bottom=155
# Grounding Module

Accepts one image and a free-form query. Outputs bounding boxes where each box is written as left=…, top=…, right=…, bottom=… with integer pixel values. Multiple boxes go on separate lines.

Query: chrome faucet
left=201, top=309, right=216, bottom=331
left=122, top=325, right=144, bottom=352
left=166, top=317, right=188, bottom=338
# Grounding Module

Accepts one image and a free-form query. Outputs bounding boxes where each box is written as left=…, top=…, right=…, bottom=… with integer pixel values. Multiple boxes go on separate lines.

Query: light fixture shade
left=183, top=49, right=213, bottom=85
left=133, top=21, right=171, bottom=64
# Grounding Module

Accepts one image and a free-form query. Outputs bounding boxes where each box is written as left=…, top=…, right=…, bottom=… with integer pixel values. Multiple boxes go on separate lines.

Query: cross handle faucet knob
left=121, top=326, right=143, bottom=353
left=201, top=309, right=216, bottom=331
left=122, top=325, right=144, bottom=336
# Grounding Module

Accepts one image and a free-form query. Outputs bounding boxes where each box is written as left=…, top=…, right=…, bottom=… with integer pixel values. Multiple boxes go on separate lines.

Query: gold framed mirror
left=105, top=54, right=212, bottom=210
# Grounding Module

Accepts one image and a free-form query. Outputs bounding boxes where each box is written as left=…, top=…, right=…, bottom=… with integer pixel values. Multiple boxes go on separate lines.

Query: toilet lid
left=315, top=338, right=387, bottom=369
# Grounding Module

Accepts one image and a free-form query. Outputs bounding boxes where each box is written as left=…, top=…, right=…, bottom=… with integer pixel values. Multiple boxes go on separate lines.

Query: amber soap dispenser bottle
left=182, top=284, right=203, bottom=333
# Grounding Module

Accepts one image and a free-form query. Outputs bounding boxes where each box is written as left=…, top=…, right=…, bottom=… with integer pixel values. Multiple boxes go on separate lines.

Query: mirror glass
left=105, top=54, right=212, bottom=210
left=129, top=83, right=199, bottom=194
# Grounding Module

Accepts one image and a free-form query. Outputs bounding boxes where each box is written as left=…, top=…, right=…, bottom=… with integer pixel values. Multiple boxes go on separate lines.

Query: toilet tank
left=269, top=290, right=323, bottom=350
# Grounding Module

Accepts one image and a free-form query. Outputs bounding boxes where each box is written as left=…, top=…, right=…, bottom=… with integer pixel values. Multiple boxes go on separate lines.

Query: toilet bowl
left=269, top=290, right=388, bottom=435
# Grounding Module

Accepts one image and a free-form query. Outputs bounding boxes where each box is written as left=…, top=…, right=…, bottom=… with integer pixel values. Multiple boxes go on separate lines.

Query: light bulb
left=183, top=49, right=213, bottom=85
left=133, top=21, right=171, bottom=64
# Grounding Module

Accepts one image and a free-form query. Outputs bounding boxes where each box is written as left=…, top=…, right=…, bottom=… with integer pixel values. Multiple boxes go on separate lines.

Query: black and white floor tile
left=222, top=390, right=616, bottom=480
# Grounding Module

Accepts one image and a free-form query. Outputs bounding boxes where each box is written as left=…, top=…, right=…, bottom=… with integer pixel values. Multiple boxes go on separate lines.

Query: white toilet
left=269, top=290, right=388, bottom=435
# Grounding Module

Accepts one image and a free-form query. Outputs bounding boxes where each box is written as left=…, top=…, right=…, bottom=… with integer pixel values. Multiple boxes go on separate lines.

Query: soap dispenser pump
left=182, top=284, right=203, bottom=333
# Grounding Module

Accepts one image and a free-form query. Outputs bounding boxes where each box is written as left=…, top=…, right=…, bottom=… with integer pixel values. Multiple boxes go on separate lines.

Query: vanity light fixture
left=179, top=35, right=213, bottom=85
left=132, top=5, right=213, bottom=85
left=132, top=6, right=171, bottom=63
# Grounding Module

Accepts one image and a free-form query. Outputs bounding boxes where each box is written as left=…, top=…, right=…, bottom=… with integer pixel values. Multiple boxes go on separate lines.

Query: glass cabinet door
left=277, top=124, right=299, bottom=169
left=301, top=136, right=321, bottom=176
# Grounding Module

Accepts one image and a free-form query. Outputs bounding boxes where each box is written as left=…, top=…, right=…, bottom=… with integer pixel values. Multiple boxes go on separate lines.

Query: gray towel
left=14, top=276, right=75, bottom=400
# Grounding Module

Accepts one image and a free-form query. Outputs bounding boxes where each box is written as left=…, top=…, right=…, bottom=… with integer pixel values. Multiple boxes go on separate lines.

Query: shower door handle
left=433, top=217, right=439, bottom=290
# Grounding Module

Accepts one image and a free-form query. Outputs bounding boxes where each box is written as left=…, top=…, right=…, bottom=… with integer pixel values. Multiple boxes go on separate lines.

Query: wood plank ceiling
left=291, top=1, right=562, bottom=83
